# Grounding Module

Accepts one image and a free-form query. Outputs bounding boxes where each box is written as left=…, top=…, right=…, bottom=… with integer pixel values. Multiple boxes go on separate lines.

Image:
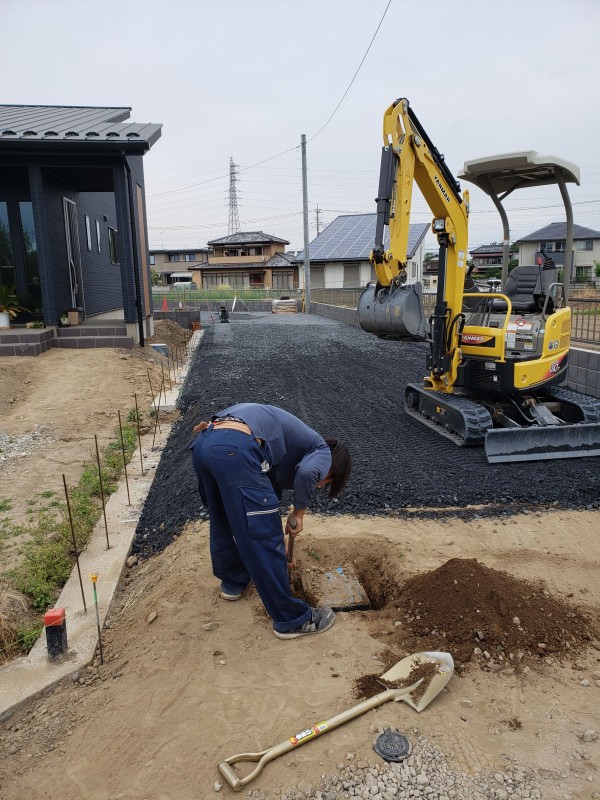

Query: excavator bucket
left=358, top=282, right=427, bottom=341
left=484, top=422, right=600, bottom=463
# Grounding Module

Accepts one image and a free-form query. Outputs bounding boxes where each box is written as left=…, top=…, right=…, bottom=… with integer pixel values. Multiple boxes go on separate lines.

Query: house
left=149, top=247, right=209, bottom=285
left=190, top=232, right=296, bottom=290
left=469, top=243, right=503, bottom=274
left=294, top=214, right=430, bottom=288
left=516, top=222, right=600, bottom=282
left=0, top=104, right=161, bottom=351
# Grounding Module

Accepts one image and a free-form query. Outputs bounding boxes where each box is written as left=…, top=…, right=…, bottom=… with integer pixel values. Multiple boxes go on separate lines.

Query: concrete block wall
left=567, top=347, right=600, bottom=398
left=313, top=303, right=600, bottom=398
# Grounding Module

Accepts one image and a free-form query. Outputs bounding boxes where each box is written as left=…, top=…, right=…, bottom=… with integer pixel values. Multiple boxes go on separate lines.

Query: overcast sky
left=4, top=0, right=600, bottom=254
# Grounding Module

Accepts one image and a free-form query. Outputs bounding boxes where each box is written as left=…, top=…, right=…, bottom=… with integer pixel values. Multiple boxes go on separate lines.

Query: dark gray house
left=0, top=105, right=161, bottom=354
left=294, top=214, right=430, bottom=288
left=516, top=222, right=600, bottom=282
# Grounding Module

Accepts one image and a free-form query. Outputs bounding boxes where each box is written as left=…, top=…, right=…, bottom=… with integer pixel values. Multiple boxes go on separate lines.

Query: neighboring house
left=190, top=232, right=296, bottom=290
left=149, top=247, right=209, bottom=285
left=0, top=104, right=161, bottom=345
left=516, top=222, right=600, bottom=282
left=470, top=244, right=503, bottom=274
left=423, top=254, right=439, bottom=291
left=294, top=214, right=429, bottom=288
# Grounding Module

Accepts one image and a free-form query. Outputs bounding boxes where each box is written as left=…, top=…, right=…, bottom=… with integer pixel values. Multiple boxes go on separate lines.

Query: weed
left=0, top=499, right=12, bottom=512
left=127, top=408, right=142, bottom=424
left=39, top=490, right=55, bottom=499
left=307, top=548, right=321, bottom=561
left=15, top=620, right=44, bottom=653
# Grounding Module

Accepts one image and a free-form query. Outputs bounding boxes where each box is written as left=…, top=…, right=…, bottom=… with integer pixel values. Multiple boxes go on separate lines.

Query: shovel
left=218, top=650, right=453, bottom=792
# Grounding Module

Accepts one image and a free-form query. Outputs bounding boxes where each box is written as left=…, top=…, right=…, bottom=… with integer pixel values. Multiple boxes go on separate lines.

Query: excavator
left=357, top=97, right=600, bottom=463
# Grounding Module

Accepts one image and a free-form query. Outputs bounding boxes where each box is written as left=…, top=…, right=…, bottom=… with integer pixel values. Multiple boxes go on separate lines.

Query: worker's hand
left=285, top=512, right=303, bottom=537
left=193, top=420, right=209, bottom=433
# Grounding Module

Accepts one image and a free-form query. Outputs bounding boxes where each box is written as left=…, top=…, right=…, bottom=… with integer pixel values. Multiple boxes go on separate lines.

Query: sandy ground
left=0, top=511, right=599, bottom=800
left=0, top=321, right=599, bottom=799
left=0, top=323, right=186, bottom=575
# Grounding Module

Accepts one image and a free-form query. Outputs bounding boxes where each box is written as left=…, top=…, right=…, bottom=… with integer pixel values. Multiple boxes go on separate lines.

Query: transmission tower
left=227, top=157, right=240, bottom=235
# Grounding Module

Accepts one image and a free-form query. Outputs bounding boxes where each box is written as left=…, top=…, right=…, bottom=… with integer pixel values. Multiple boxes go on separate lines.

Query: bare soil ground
left=0, top=318, right=599, bottom=799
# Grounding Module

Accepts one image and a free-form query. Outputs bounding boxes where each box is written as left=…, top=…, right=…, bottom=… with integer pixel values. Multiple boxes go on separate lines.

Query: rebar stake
left=62, top=474, right=87, bottom=612
left=147, top=369, right=161, bottom=432
left=94, top=434, right=110, bottom=549
left=117, top=410, right=131, bottom=505
left=152, top=377, right=164, bottom=450
left=89, top=573, right=104, bottom=665
left=134, top=393, right=145, bottom=475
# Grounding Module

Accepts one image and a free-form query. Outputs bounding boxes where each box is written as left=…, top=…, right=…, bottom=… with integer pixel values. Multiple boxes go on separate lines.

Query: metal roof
left=0, top=105, right=161, bottom=152
left=195, top=261, right=267, bottom=271
left=266, top=252, right=296, bottom=268
left=207, top=231, right=289, bottom=246
left=471, top=244, right=503, bottom=254
left=295, top=214, right=430, bottom=263
left=518, top=222, right=600, bottom=242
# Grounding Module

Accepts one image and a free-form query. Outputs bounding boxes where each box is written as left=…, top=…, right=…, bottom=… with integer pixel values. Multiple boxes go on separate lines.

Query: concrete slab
left=0, top=330, right=202, bottom=721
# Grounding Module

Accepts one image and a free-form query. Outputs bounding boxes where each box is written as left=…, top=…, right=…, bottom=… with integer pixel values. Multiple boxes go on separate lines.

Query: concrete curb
left=0, top=330, right=202, bottom=721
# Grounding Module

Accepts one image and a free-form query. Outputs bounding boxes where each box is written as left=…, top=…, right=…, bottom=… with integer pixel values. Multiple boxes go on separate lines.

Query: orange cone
left=161, top=295, right=168, bottom=312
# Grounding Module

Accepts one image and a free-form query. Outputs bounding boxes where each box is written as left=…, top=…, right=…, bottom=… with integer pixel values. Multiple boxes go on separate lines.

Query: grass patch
left=0, top=499, right=12, bottom=512
left=6, top=415, right=139, bottom=628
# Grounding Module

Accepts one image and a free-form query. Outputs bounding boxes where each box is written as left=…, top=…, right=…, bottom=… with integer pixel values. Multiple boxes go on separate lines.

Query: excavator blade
left=358, top=282, right=427, bottom=341
left=484, top=423, right=600, bottom=463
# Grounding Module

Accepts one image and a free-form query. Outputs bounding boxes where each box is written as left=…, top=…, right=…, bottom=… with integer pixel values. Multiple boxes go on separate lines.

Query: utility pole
left=315, top=205, right=323, bottom=236
left=227, top=157, right=240, bottom=235
left=301, top=134, right=311, bottom=313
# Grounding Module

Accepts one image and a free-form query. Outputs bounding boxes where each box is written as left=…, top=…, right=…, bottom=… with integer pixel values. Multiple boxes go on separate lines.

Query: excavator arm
left=358, top=98, right=471, bottom=392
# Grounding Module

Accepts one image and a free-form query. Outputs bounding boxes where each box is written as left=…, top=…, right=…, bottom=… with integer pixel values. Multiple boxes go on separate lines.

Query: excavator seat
left=492, top=264, right=557, bottom=314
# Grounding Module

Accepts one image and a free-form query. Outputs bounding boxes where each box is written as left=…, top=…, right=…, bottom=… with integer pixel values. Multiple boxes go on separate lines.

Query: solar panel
left=296, top=214, right=429, bottom=262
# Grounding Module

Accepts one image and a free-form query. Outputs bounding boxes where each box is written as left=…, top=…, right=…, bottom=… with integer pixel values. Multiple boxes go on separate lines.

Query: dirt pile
left=378, top=558, right=596, bottom=667
left=147, top=319, right=192, bottom=355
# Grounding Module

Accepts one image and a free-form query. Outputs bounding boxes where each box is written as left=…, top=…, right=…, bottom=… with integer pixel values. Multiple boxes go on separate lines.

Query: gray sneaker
left=273, top=607, right=336, bottom=640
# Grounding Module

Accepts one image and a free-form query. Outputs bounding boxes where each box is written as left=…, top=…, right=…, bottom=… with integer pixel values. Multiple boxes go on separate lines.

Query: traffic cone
left=161, top=295, right=168, bottom=312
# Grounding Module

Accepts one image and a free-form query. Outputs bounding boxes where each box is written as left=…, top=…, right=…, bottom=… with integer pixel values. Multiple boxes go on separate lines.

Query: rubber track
left=406, top=386, right=492, bottom=447
left=544, top=385, right=600, bottom=423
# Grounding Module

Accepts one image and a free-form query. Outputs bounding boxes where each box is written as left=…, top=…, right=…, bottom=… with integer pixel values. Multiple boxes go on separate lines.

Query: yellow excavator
left=357, top=97, right=600, bottom=463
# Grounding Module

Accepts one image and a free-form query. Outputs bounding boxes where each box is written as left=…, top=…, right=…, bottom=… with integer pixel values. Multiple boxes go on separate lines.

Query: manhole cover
left=373, top=730, right=412, bottom=762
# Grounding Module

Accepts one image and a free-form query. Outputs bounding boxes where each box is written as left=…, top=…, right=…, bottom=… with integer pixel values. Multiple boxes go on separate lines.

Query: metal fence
left=152, top=286, right=303, bottom=302
left=311, top=288, right=600, bottom=346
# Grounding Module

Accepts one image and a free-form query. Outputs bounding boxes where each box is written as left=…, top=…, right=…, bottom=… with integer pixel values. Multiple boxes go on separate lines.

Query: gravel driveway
left=134, top=312, right=600, bottom=556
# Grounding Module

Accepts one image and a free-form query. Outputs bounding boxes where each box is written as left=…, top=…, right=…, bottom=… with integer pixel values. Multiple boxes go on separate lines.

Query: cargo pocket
left=240, top=486, right=281, bottom=541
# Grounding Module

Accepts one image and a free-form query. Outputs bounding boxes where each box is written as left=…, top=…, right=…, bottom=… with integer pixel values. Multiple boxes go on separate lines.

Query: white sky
left=4, top=0, right=600, bottom=254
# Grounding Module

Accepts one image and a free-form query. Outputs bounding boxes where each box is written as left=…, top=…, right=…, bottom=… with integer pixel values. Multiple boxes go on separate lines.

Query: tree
left=594, top=260, right=600, bottom=278
left=423, top=251, right=436, bottom=262
left=150, top=269, right=160, bottom=286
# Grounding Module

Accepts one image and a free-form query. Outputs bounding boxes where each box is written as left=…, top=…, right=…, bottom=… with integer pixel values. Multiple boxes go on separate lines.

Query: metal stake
left=147, top=369, right=161, bottom=432
left=94, top=435, right=110, bottom=549
left=62, top=474, right=87, bottom=612
left=89, top=573, right=104, bottom=665
left=134, top=393, right=145, bottom=475
left=117, top=410, right=131, bottom=505
left=152, top=377, right=164, bottom=450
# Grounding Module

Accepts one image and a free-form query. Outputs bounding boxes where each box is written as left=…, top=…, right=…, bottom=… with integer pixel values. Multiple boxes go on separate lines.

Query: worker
left=191, top=403, right=352, bottom=639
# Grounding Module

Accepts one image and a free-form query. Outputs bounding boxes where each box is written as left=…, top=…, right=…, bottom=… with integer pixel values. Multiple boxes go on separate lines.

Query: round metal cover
left=373, top=730, right=412, bottom=762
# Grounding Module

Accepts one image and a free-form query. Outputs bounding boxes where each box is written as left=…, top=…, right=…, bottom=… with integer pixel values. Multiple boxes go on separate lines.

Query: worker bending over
left=191, top=403, right=351, bottom=639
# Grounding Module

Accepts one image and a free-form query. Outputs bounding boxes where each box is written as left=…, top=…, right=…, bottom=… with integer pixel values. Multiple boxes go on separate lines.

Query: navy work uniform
left=191, top=403, right=331, bottom=634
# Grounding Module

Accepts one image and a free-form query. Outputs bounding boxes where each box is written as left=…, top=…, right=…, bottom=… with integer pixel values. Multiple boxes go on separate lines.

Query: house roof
left=0, top=105, right=162, bottom=153
left=470, top=244, right=503, bottom=255
left=194, top=262, right=267, bottom=272
left=295, top=215, right=430, bottom=262
left=207, top=231, right=289, bottom=246
left=517, top=222, right=600, bottom=243
left=266, top=252, right=296, bottom=268
left=149, top=247, right=208, bottom=254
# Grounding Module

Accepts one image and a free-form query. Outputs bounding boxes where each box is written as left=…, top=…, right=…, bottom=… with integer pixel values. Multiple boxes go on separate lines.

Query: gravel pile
left=134, top=314, right=600, bottom=556
left=0, top=425, right=53, bottom=464
left=241, top=733, right=541, bottom=800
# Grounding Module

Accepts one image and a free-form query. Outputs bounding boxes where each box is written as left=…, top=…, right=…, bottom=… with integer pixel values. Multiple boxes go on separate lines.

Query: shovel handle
left=287, top=516, right=298, bottom=567
left=217, top=683, right=421, bottom=791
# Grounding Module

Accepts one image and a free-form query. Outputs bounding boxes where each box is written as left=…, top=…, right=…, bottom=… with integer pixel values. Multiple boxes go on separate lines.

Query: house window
left=149, top=254, right=155, bottom=266
left=184, top=253, right=196, bottom=261
left=0, top=201, right=16, bottom=288
left=85, top=215, right=92, bottom=251
left=108, top=228, right=119, bottom=264
left=576, top=240, right=593, bottom=251
left=95, top=220, right=101, bottom=253
left=248, top=246, right=263, bottom=256
left=273, top=270, right=294, bottom=290
left=168, top=254, right=180, bottom=262
left=19, top=202, right=42, bottom=313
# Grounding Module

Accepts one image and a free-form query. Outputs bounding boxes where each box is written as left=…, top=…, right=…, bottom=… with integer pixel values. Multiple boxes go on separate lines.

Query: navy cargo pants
left=191, top=426, right=311, bottom=633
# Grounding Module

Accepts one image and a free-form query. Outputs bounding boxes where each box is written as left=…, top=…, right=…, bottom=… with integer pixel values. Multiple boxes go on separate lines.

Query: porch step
left=53, top=323, right=133, bottom=349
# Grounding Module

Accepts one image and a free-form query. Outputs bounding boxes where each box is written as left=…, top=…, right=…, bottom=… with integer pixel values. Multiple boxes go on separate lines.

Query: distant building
left=295, top=214, right=429, bottom=288
left=149, top=248, right=209, bottom=285
left=470, top=244, right=503, bottom=274
left=190, top=231, right=296, bottom=290
left=516, top=222, right=600, bottom=282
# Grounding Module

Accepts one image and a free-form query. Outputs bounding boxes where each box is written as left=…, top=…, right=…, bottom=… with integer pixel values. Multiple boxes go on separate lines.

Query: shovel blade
left=379, top=651, right=454, bottom=712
